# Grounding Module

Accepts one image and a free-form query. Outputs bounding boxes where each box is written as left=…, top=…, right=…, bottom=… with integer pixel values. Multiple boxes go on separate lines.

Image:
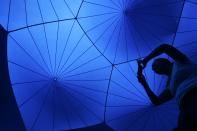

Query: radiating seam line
left=103, top=18, right=121, bottom=54
left=63, top=0, right=75, bottom=17
left=104, top=66, right=114, bottom=122
left=8, top=60, right=48, bottom=78
left=58, top=45, right=94, bottom=76
left=123, top=13, right=129, bottom=61
left=57, top=46, right=92, bottom=77
left=110, top=78, right=148, bottom=102
left=12, top=80, right=48, bottom=86
left=24, top=0, right=51, bottom=75
left=56, top=88, right=71, bottom=129
left=8, top=18, right=75, bottom=33
left=185, top=0, right=197, bottom=5
left=114, top=57, right=144, bottom=65
left=77, top=12, right=119, bottom=19
left=83, top=1, right=119, bottom=10
left=86, top=14, right=118, bottom=34
left=49, top=0, right=60, bottom=76
left=130, top=17, right=162, bottom=43
left=115, top=66, right=148, bottom=99
left=113, top=18, right=123, bottom=63
left=55, top=21, right=76, bottom=75
left=49, top=0, right=59, bottom=20
left=36, top=0, right=53, bottom=74
left=110, top=0, right=121, bottom=9
left=125, top=17, right=141, bottom=58
left=8, top=36, right=50, bottom=77
left=132, top=13, right=175, bottom=35
left=172, top=0, right=186, bottom=45
left=63, top=66, right=111, bottom=79
left=58, top=47, right=101, bottom=79
left=56, top=34, right=85, bottom=78
left=60, top=86, right=88, bottom=126
left=128, top=0, right=184, bottom=11
left=43, top=24, right=53, bottom=74
left=107, top=107, right=149, bottom=124
left=156, top=109, right=168, bottom=131
left=54, top=22, right=60, bottom=76
left=128, top=17, right=153, bottom=52
left=127, top=18, right=155, bottom=80
left=117, top=0, right=124, bottom=10
left=61, top=85, right=103, bottom=122
left=94, top=16, right=120, bottom=44
left=76, top=0, right=84, bottom=18
left=7, top=0, right=12, bottom=30
left=52, top=85, right=56, bottom=131
left=61, top=83, right=104, bottom=106
left=76, top=18, right=113, bottom=65
left=123, top=109, right=150, bottom=131
left=31, top=83, right=52, bottom=131
left=178, top=29, right=197, bottom=33
left=27, top=28, right=51, bottom=75
left=19, top=82, right=51, bottom=108
left=61, top=81, right=108, bottom=94
left=62, top=79, right=108, bottom=82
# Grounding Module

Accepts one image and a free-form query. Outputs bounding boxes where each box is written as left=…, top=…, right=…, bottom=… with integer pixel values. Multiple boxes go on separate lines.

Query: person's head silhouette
left=152, top=58, right=173, bottom=76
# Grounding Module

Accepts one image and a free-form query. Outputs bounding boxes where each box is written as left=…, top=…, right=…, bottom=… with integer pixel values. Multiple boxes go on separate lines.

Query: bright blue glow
left=0, top=0, right=196, bottom=131
left=8, top=20, right=111, bottom=130
left=0, top=0, right=82, bottom=31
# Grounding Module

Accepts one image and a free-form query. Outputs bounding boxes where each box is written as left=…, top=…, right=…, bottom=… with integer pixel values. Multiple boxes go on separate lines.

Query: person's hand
left=137, top=59, right=147, bottom=69
left=137, top=60, right=147, bottom=85
left=137, top=60, right=143, bottom=73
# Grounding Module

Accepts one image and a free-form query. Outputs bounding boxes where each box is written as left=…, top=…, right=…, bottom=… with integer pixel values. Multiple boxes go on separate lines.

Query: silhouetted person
left=137, top=44, right=197, bottom=131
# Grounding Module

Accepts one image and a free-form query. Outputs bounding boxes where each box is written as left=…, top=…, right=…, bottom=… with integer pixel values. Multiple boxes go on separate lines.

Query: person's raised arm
left=137, top=61, right=173, bottom=105
left=142, top=44, right=190, bottom=67
left=137, top=61, right=161, bottom=105
left=137, top=74, right=162, bottom=105
left=137, top=73, right=173, bottom=105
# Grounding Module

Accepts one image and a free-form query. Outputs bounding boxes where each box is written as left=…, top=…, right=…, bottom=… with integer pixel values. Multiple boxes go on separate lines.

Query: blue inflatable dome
left=0, top=0, right=197, bottom=130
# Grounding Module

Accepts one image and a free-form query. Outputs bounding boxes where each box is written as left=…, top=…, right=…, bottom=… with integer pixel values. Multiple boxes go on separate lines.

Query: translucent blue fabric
left=0, top=0, right=82, bottom=31
left=0, top=0, right=196, bottom=131
left=7, top=20, right=112, bottom=130
left=174, top=0, right=197, bottom=63
left=78, top=0, right=184, bottom=63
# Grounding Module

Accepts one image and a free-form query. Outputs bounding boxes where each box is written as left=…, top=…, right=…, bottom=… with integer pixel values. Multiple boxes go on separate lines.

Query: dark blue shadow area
left=0, top=25, right=25, bottom=131
left=69, top=123, right=114, bottom=131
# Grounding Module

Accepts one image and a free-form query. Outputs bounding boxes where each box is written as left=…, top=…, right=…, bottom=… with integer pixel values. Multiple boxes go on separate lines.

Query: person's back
left=169, top=60, right=197, bottom=105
